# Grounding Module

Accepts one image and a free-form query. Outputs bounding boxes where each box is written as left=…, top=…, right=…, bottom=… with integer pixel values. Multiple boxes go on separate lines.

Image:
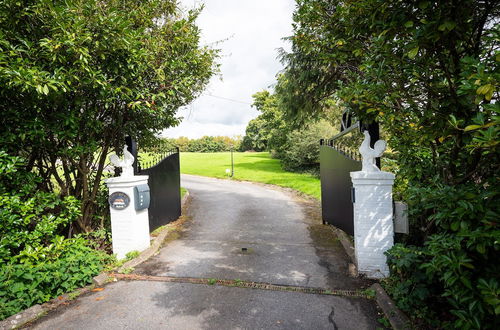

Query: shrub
left=385, top=181, right=500, bottom=329
left=0, top=151, right=111, bottom=320
left=0, top=236, right=109, bottom=320
left=0, top=152, right=81, bottom=261
left=279, top=120, right=335, bottom=172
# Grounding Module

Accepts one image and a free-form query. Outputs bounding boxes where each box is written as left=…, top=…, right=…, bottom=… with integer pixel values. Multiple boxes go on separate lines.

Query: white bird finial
left=359, top=130, right=386, bottom=172
left=109, top=145, right=135, bottom=177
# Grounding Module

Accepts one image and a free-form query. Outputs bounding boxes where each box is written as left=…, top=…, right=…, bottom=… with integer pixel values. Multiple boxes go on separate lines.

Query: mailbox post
left=106, top=175, right=150, bottom=259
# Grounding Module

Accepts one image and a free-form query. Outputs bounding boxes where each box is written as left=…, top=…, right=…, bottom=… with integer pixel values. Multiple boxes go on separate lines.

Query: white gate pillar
left=106, top=146, right=151, bottom=260
left=350, top=131, right=395, bottom=278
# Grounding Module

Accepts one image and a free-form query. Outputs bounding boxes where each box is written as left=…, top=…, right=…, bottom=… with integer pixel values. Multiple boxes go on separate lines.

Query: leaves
left=438, top=21, right=457, bottom=32
left=0, top=0, right=219, bottom=230
left=407, top=46, right=419, bottom=59
left=279, top=0, right=500, bottom=328
left=0, top=238, right=107, bottom=320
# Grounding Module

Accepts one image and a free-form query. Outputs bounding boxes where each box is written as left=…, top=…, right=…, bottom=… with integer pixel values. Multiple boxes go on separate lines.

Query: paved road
left=30, top=175, right=380, bottom=330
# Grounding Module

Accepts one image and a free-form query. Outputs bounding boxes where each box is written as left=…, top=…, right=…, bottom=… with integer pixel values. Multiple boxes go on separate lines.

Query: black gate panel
left=140, top=152, right=181, bottom=232
left=320, top=142, right=361, bottom=235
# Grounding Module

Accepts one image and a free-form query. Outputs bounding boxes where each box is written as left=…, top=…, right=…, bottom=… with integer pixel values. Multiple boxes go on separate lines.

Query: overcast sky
left=163, top=0, right=295, bottom=139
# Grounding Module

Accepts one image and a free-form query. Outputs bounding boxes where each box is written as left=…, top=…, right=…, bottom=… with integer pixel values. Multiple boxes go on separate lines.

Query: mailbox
left=394, top=201, right=409, bottom=234
left=134, top=184, right=150, bottom=211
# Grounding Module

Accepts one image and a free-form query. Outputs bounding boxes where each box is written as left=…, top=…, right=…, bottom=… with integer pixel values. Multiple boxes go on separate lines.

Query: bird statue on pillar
left=359, top=130, right=386, bottom=172
left=109, top=145, right=135, bottom=177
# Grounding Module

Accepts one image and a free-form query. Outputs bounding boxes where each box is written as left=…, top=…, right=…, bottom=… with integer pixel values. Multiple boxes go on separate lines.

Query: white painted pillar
left=350, top=171, right=395, bottom=278
left=106, top=176, right=150, bottom=260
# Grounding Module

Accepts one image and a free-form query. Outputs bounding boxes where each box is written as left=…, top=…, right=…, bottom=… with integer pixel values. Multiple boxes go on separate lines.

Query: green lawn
left=179, top=152, right=321, bottom=199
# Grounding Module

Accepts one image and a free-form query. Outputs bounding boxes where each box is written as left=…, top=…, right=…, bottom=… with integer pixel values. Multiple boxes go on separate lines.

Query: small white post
left=351, top=131, right=395, bottom=278
left=106, top=146, right=150, bottom=260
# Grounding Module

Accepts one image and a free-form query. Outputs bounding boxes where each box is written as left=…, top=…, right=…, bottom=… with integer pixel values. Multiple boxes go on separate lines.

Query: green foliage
left=0, top=236, right=109, bottom=320
left=186, top=136, right=238, bottom=152
left=279, top=120, right=335, bottom=172
left=239, top=117, right=270, bottom=151
left=125, top=250, right=140, bottom=261
left=142, top=136, right=241, bottom=153
left=0, top=151, right=111, bottom=320
left=0, top=0, right=218, bottom=231
left=240, top=90, right=288, bottom=152
left=0, top=151, right=81, bottom=262
left=384, top=244, right=437, bottom=324
left=386, top=229, right=500, bottom=329
left=280, top=0, right=499, bottom=327
left=81, top=227, right=113, bottom=254
left=241, top=89, right=337, bottom=173
left=385, top=179, right=499, bottom=328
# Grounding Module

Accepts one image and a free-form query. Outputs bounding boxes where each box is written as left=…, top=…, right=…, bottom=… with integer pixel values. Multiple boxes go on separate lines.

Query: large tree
left=279, top=0, right=499, bottom=328
left=0, top=0, right=218, bottom=231
left=280, top=0, right=499, bottom=184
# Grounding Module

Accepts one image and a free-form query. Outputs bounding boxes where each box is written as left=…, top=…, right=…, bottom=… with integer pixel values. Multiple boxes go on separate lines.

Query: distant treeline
left=143, top=136, right=243, bottom=153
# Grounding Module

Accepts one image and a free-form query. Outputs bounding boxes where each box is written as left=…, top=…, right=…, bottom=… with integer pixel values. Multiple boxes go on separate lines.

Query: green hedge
left=0, top=151, right=110, bottom=320
left=0, top=237, right=108, bottom=319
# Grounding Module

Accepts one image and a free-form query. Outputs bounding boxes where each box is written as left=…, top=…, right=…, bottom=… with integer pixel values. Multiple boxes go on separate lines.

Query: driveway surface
left=29, top=175, right=381, bottom=329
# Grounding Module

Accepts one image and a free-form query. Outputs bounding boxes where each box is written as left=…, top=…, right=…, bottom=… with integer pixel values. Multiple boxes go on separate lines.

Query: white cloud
left=163, top=0, right=295, bottom=139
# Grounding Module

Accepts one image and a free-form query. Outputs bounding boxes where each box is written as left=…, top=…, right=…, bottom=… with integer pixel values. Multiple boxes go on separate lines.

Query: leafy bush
left=385, top=180, right=499, bottom=329
left=0, top=152, right=81, bottom=261
left=0, top=151, right=111, bottom=320
left=186, top=136, right=240, bottom=152
left=384, top=244, right=440, bottom=327
left=279, top=120, right=335, bottom=172
left=187, top=136, right=227, bottom=152
left=0, top=236, right=109, bottom=320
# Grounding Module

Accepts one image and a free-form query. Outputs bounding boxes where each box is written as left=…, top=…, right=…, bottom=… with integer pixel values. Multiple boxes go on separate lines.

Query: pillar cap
left=106, top=175, right=149, bottom=188
left=350, top=171, right=395, bottom=180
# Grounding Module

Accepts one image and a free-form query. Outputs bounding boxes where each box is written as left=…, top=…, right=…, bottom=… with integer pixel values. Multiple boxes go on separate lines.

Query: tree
left=280, top=120, right=335, bottom=172
left=240, top=90, right=289, bottom=152
left=240, top=117, right=268, bottom=151
left=0, top=0, right=218, bottom=231
left=281, top=0, right=499, bottom=185
left=279, top=0, right=499, bottom=327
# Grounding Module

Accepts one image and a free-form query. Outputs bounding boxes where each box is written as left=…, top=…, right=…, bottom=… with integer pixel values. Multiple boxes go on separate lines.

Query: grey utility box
left=394, top=201, right=409, bottom=234
left=134, top=184, right=150, bottom=211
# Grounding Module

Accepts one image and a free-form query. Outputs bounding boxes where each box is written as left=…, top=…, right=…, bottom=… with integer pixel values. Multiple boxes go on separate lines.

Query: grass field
left=178, top=152, right=321, bottom=199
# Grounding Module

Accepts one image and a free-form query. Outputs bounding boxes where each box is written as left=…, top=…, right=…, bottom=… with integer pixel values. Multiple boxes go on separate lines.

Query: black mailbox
left=134, top=184, right=150, bottom=211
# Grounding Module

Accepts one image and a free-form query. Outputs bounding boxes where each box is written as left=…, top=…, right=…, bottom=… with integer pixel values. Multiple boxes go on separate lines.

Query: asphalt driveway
left=29, top=175, right=381, bottom=330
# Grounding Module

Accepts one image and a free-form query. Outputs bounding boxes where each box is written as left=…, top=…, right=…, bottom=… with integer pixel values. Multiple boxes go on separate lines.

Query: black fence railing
left=321, top=139, right=362, bottom=162
left=137, top=147, right=179, bottom=172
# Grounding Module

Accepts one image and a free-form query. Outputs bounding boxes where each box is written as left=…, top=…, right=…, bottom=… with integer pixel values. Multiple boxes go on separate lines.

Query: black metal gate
left=320, top=115, right=379, bottom=236
left=126, top=138, right=181, bottom=232
left=320, top=139, right=361, bottom=235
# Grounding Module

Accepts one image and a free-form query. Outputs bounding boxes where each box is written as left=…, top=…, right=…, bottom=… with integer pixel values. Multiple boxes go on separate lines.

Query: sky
left=163, top=0, right=295, bottom=139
